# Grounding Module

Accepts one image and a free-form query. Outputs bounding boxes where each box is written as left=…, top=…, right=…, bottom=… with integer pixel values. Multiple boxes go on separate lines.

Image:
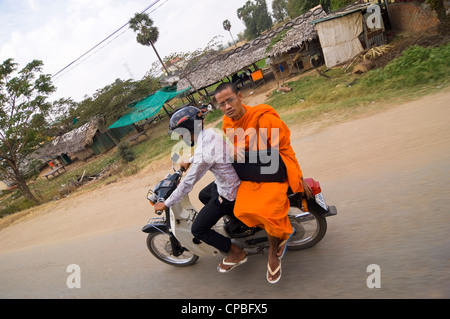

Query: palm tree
left=129, top=12, right=169, bottom=76
left=222, top=19, right=236, bottom=46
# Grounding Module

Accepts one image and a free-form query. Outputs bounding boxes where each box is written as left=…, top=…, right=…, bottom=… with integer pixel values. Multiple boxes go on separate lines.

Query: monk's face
left=215, top=87, right=246, bottom=120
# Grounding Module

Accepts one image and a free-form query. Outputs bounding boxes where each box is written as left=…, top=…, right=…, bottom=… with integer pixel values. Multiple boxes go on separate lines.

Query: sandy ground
left=0, top=87, right=449, bottom=299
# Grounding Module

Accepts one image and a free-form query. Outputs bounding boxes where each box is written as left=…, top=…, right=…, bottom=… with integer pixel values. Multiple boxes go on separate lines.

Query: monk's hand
left=302, top=180, right=313, bottom=199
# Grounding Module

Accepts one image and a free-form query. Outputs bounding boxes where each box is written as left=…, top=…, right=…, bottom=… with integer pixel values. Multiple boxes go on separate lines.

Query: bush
left=362, top=43, right=450, bottom=88
left=0, top=198, right=36, bottom=218
left=118, top=142, right=136, bottom=163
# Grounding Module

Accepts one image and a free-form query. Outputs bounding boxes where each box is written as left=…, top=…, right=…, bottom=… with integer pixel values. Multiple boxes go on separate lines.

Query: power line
left=51, top=0, right=169, bottom=83
left=51, top=0, right=161, bottom=79
left=51, top=25, right=130, bottom=83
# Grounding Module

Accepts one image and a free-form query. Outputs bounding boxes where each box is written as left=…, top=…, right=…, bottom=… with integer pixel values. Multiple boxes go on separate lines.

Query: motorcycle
left=142, top=155, right=337, bottom=267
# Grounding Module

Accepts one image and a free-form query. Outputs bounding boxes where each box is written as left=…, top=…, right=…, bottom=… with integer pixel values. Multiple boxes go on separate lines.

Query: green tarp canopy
left=108, top=86, right=191, bottom=129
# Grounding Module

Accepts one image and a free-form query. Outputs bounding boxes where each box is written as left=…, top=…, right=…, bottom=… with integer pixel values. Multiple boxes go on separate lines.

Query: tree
left=223, top=19, right=237, bottom=46
left=237, top=0, right=273, bottom=40
left=129, top=12, right=169, bottom=76
left=0, top=58, right=56, bottom=204
left=73, top=77, right=160, bottom=129
left=272, top=0, right=289, bottom=22
left=425, top=0, right=448, bottom=26
left=47, top=97, right=78, bottom=135
left=286, top=0, right=326, bottom=18
left=150, top=36, right=223, bottom=101
left=328, top=0, right=350, bottom=12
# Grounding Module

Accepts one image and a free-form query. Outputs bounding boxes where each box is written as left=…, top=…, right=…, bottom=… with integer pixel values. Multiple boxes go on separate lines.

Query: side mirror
left=171, top=152, right=180, bottom=172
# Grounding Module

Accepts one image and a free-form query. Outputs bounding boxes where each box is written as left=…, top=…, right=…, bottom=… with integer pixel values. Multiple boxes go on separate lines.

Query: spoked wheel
left=287, top=209, right=327, bottom=250
left=146, top=232, right=199, bottom=267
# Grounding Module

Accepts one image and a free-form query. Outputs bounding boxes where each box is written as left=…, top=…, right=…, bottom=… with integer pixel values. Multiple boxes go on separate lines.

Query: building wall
left=388, top=1, right=440, bottom=32
left=70, top=148, right=94, bottom=161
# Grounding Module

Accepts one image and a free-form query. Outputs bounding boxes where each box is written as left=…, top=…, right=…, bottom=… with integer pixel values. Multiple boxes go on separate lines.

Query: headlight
left=147, top=189, right=157, bottom=205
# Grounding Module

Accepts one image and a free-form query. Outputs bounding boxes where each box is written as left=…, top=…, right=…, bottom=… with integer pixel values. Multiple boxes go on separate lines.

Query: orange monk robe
left=222, top=104, right=304, bottom=240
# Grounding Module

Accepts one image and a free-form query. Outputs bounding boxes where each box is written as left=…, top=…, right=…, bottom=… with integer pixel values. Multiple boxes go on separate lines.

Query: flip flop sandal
left=278, top=229, right=295, bottom=260
left=267, top=260, right=282, bottom=284
left=217, top=256, right=248, bottom=273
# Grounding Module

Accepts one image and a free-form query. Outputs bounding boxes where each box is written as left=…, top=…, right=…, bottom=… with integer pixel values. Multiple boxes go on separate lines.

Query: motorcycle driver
left=153, top=106, right=248, bottom=272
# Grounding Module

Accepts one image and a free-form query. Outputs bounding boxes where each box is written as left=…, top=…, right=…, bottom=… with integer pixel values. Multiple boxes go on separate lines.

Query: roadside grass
left=273, top=70, right=448, bottom=127
left=30, top=151, right=118, bottom=202
left=0, top=195, right=35, bottom=218
left=270, top=43, right=450, bottom=126
left=1, top=42, right=449, bottom=219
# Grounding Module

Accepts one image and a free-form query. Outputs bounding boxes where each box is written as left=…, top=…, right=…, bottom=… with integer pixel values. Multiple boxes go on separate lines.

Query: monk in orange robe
left=214, top=82, right=311, bottom=283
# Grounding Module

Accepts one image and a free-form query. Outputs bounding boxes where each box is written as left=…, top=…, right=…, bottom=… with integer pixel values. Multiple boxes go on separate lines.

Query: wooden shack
left=310, top=3, right=387, bottom=68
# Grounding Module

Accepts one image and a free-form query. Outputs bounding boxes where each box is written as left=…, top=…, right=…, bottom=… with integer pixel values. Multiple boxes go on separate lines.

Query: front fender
left=142, top=217, right=168, bottom=234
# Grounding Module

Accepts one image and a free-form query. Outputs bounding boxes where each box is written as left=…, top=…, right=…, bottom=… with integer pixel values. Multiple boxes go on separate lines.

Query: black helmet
left=168, top=105, right=204, bottom=136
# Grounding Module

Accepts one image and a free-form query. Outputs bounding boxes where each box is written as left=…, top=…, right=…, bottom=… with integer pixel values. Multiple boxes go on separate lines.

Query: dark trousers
left=191, top=182, right=234, bottom=253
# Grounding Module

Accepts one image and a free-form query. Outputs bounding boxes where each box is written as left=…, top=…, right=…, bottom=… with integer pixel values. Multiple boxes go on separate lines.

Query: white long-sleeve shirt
left=164, top=129, right=240, bottom=207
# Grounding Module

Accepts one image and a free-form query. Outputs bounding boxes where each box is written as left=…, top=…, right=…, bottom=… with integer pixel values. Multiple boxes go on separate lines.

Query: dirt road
left=0, top=90, right=449, bottom=299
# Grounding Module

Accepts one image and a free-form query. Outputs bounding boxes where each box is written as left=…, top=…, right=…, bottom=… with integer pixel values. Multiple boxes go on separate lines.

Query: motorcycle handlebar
left=149, top=167, right=185, bottom=213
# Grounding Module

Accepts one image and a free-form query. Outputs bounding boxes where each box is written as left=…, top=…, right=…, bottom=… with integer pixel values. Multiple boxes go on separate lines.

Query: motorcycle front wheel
left=146, top=232, right=199, bottom=267
left=287, top=208, right=327, bottom=250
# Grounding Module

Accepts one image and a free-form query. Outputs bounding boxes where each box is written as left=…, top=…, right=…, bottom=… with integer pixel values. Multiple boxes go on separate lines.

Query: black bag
left=232, top=150, right=287, bottom=183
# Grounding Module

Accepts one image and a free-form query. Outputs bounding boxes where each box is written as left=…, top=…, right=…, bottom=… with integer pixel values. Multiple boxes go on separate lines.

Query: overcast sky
left=0, top=0, right=274, bottom=102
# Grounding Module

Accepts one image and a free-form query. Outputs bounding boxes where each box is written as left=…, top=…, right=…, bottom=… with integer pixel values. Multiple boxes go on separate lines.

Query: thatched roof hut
left=265, top=5, right=327, bottom=57
left=177, top=5, right=328, bottom=91
left=44, top=117, right=103, bottom=158
left=177, top=37, right=271, bottom=91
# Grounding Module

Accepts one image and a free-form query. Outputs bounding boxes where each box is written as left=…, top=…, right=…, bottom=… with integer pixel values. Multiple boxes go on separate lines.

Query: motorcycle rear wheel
left=287, top=209, right=327, bottom=250
left=146, top=232, right=199, bottom=267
